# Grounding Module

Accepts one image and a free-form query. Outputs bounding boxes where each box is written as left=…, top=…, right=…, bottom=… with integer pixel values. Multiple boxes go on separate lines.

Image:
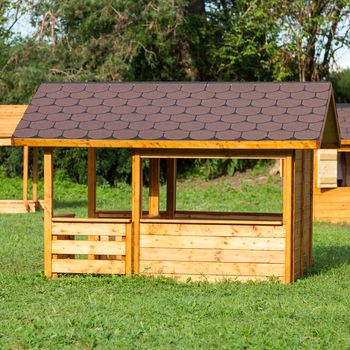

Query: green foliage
left=0, top=1, right=350, bottom=182
left=332, top=69, right=350, bottom=103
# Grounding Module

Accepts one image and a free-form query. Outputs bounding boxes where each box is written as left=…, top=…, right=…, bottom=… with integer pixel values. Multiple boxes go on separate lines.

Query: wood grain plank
left=140, top=223, right=286, bottom=238
left=52, top=259, right=125, bottom=274
left=140, top=235, right=285, bottom=251
left=52, top=222, right=126, bottom=236
left=52, top=240, right=125, bottom=255
left=140, top=261, right=285, bottom=276
left=140, top=248, right=285, bottom=263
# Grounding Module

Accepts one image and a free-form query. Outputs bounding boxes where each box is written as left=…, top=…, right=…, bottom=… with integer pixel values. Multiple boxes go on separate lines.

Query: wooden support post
left=132, top=151, right=142, bottom=274
left=23, top=146, right=29, bottom=210
left=283, top=153, right=294, bottom=283
left=309, top=152, right=314, bottom=266
left=88, top=148, right=97, bottom=218
left=125, top=223, right=132, bottom=275
left=88, top=148, right=97, bottom=260
left=148, top=158, right=160, bottom=217
left=32, top=147, right=38, bottom=204
left=166, top=158, right=176, bottom=219
left=44, top=148, right=53, bottom=278
left=300, top=151, right=305, bottom=276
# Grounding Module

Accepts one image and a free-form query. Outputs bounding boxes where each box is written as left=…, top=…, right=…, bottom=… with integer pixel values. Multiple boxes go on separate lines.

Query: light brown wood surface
left=132, top=151, right=142, bottom=273
left=0, top=200, right=36, bottom=213
left=52, top=222, right=126, bottom=236
left=44, top=148, right=53, bottom=278
left=52, top=240, right=125, bottom=255
left=13, top=138, right=320, bottom=150
left=52, top=259, right=125, bottom=274
left=148, top=158, right=160, bottom=217
left=140, top=223, right=286, bottom=238
left=0, top=105, right=27, bottom=138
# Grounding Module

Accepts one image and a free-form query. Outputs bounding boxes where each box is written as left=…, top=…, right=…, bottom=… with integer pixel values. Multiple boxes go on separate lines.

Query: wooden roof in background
left=12, top=82, right=337, bottom=149
left=0, top=105, right=27, bottom=145
left=337, top=104, right=350, bottom=144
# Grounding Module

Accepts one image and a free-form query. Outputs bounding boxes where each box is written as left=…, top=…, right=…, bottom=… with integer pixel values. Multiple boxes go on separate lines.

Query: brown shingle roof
left=13, top=82, right=333, bottom=141
left=337, top=104, right=350, bottom=140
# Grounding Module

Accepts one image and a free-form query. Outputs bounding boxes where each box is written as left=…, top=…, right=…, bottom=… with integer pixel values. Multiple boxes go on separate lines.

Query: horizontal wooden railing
left=51, top=218, right=131, bottom=275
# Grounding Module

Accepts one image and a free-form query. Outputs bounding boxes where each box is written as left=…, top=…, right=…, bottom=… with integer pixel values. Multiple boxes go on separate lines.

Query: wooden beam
left=87, top=148, right=97, bottom=260
left=131, top=150, right=142, bottom=274
left=166, top=159, right=176, bottom=219
left=300, top=151, right=305, bottom=276
left=22, top=146, right=29, bottom=210
left=12, top=138, right=320, bottom=150
left=32, top=147, right=38, bottom=204
left=283, top=153, right=294, bottom=283
left=125, top=224, right=132, bottom=275
left=44, top=148, right=53, bottom=278
left=141, top=149, right=292, bottom=159
left=148, top=158, right=160, bottom=217
left=87, top=148, right=97, bottom=218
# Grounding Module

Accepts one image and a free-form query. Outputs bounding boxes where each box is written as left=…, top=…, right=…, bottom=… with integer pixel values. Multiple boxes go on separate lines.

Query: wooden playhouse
left=0, top=105, right=40, bottom=213
left=313, top=104, right=350, bottom=223
left=12, top=82, right=339, bottom=282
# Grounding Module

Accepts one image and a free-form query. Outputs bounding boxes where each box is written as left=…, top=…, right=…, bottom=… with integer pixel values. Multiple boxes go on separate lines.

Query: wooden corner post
left=166, top=158, right=176, bottom=219
left=32, top=147, right=38, bottom=204
left=149, top=158, right=160, bottom=217
left=283, top=153, right=294, bottom=283
left=88, top=148, right=97, bottom=218
left=23, top=146, right=29, bottom=210
left=44, top=148, right=53, bottom=278
left=132, top=150, right=142, bottom=274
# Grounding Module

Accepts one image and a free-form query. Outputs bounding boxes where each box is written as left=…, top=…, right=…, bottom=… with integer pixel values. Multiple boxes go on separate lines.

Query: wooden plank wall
left=313, top=150, right=350, bottom=223
left=51, top=220, right=129, bottom=275
left=139, top=222, right=286, bottom=282
left=293, top=150, right=313, bottom=280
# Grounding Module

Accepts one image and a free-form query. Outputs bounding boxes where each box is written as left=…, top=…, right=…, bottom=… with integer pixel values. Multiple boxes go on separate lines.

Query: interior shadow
left=306, top=245, right=350, bottom=276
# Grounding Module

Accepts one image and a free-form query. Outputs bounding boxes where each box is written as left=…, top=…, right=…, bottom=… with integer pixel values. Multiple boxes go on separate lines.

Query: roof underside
left=13, top=82, right=334, bottom=147
left=0, top=105, right=27, bottom=139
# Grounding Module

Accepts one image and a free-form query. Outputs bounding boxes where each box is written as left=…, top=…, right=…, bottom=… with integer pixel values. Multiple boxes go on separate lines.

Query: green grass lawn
left=0, top=172, right=350, bottom=349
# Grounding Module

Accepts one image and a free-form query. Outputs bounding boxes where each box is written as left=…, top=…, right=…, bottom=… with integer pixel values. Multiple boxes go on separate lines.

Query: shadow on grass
left=308, top=245, right=350, bottom=276
left=54, top=200, right=88, bottom=209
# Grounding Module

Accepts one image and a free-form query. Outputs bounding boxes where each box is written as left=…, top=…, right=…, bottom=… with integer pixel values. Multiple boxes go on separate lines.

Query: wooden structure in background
left=313, top=105, right=350, bottom=223
left=12, top=81, right=339, bottom=282
left=0, top=105, right=39, bottom=213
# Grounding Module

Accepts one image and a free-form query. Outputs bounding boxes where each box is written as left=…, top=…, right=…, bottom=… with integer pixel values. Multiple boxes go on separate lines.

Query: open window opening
left=337, top=151, right=350, bottom=187
left=142, top=156, right=284, bottom=225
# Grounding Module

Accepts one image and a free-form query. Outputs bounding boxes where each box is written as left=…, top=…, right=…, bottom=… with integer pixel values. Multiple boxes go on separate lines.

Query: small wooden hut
left=12, top=82, right=339, bottom=282
left=0, top=105, right=39, bottom=213
left=314, top=104, right=350, bottom=222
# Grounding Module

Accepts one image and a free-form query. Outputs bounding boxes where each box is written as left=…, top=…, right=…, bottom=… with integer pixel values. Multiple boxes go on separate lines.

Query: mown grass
left=0, top=171, right=350, bottom=349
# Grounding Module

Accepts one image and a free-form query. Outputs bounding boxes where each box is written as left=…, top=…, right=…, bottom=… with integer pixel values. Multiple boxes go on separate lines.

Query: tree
left=279, top=0, right=350, bottom=81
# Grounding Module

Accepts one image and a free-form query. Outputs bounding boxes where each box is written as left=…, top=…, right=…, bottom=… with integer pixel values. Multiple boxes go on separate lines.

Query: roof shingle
left=13, top=82, right=333, bottom=142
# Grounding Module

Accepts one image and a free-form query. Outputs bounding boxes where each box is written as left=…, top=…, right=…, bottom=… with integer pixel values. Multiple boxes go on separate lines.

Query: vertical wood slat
left=125, top=223, right=132, bottom=275
left=88, top=148, right=97, bottom=260
left=308, top=151, right=314, bottom=266
left=88, top=148, right=97, bottom=218
left=283, top=153, right=294, bottom=283
left=148, top=158, right=160, bottom=217
left=32, top=147, right=39, bottom=204
left=166, top=159, right=176, bottom=219
left=132, top=151, right=142, bottom=274
left=23, top=146, right=29, bottom=210
left=44, top=148, right=53, bottom=278
left=300, top=150, right=305, bottom=276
